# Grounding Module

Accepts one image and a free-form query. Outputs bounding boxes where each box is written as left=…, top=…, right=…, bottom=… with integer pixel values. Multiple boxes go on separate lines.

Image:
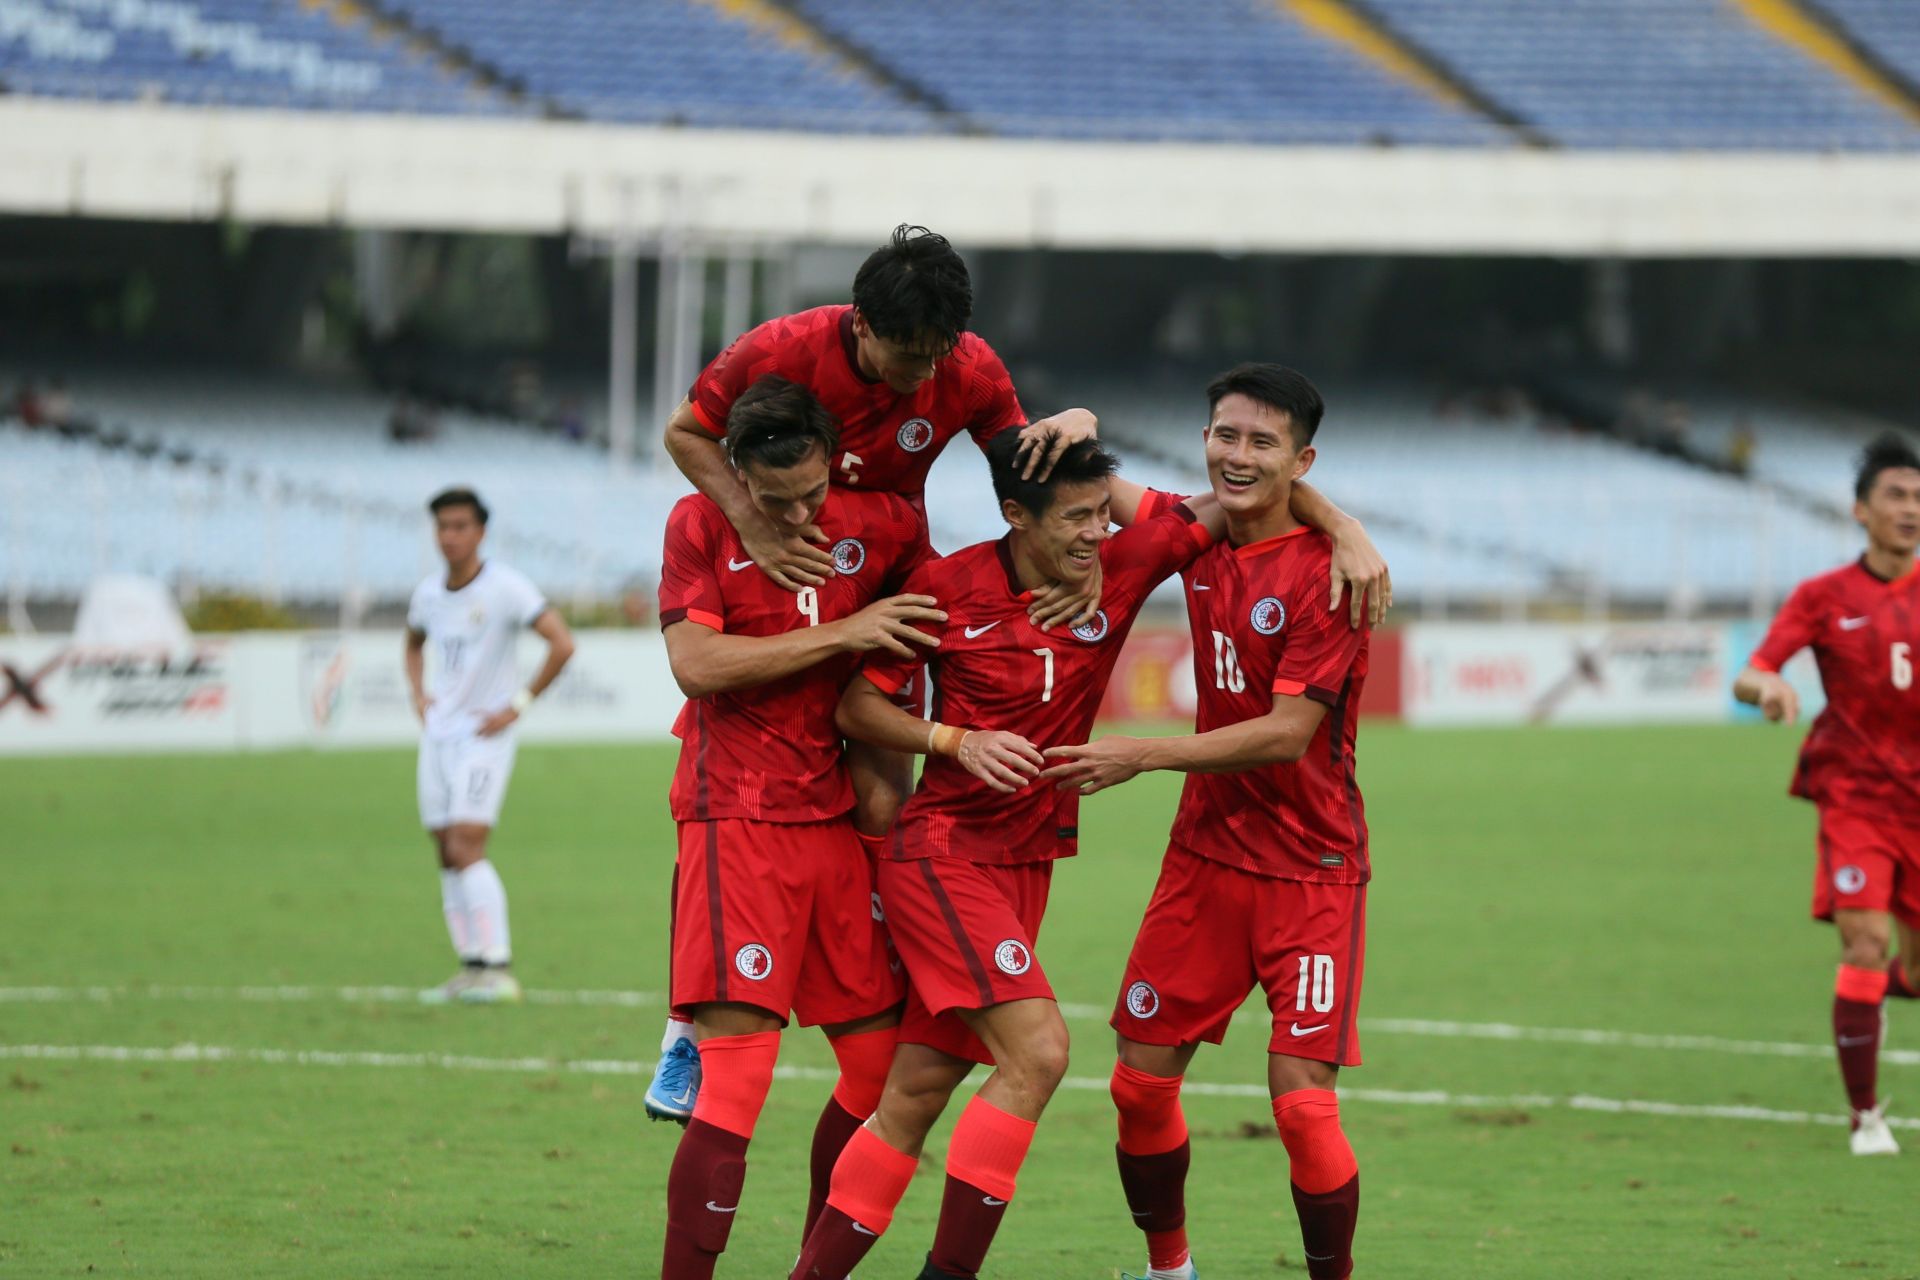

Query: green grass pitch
left=5, top=723, right=1918, bottom=1277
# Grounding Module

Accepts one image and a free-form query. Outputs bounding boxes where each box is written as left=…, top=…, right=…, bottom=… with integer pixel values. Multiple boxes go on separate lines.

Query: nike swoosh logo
left=1840, top=616, right=1871, bottom=630
left=728, top=558, right=755, bottom=572
left=1838, top=1035, right=1876, bottom=1047
left=1290, top=1022, right=1329, bottom=1037
left=706, top=1202, right=738, bottom=1213
left=852, top=1222, right=878, bottom=1236
left=1130, top=1210, right=1152, bottom=1220
left=963, top=621, right=1002, bottom=638
left=982, top=1196, right=1006, bottom=1206
left=668, top=1088, right=694, bottom=1106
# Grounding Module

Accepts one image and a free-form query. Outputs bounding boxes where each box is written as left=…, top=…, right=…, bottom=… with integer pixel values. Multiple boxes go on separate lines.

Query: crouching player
left=791, top=430, right=1229, bottom=1279
left=1043, top=365, right=1372, bottom=1279
left=657, top=375, right=948, bottom=1278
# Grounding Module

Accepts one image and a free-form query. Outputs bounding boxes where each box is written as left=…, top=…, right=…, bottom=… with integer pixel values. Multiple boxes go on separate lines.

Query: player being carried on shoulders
left=1733, top=432, right=1920, bottom=1157
left=1041, top=365, right=1377, bottom=1280
left=647, top=223, right=1391, bottom=1120
left=405, top=488, right=576, bottom=1005
left=655, top=375, right=954, bottom=1279
left=790, top=428, right=1234, bottom=1280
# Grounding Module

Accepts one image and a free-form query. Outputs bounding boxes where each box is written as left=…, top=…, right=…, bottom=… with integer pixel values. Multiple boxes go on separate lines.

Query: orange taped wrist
left=928, top=724, right=967, bottom=757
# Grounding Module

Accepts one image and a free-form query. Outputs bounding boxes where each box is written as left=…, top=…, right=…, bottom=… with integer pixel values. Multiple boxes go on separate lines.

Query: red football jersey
left=659, top=487, right=932, bottom=823
left=1750, top=558, right=1920, bottom=823
left=863, top=509, right=1215, bottom=865
left=1140, top=490, right=1371, bottom=885
left=687, top=305, right=1025, bottom=499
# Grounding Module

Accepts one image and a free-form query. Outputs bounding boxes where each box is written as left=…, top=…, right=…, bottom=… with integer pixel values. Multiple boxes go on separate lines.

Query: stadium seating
left=374, top=0, right=927, bottom=131
left=779, top=0, right=1501, bottom=145
left=1363, top=0, right=1920, bottom=149
left=1813, top=0, right=1920, bottom=92
left=0, top=0, right=505, bottom=114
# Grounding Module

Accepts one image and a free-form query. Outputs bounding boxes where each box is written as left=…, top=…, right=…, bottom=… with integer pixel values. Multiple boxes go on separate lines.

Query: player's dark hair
left=724, top=374, right=840, bottom=471
left=987, top=427, right=1120, bottom=518
left=850, top=224, right=973, bottom=350
left=1855, top=432, right=1920, bottom=501
left=428, top=487, right=489, bottom=525
left=1206, top=362, right=1325, bottom=448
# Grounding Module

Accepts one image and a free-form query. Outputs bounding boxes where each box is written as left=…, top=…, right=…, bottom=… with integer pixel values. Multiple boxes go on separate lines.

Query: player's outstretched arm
left=1040, top=695, right=1329, bottom=795
left=837, top=676, right=1044, bottom=794
left=663, top=398, right=836, bottom=591
left=1290, top=482, right=1391, bottom=629
left=664, top=595, right=945, bottom=699
left=1733, top=665, right=1801, bottom=724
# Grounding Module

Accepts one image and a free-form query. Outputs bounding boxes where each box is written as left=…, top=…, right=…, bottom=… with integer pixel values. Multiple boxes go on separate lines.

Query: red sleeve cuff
left=863, top=667, right=909, bottom=696
left=1747, top=654, right=1780, bottom=674
left=1272, top=678, right=1307, bottom=697
left=661, top=607, right=724, bottom=633
left=688, top=398, right=726, bottom=437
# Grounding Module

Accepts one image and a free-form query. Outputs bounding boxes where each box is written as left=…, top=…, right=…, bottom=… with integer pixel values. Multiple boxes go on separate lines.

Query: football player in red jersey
left=788, top=430, right=1229, bottom=1280
left=1733, top=433, right=1920, bottom=1157
left=650, top=223, right=1391, bottom=1114
left=1041, top=365, right=1369, bottom=1280
left=656, top=375, right=955, bottom=1279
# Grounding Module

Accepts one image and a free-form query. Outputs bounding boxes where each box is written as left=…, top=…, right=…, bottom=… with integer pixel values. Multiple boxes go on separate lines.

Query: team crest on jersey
left=832, top=538, right=867, bottom=575
left=1835, top=865, right=1868, bottom=895
left=1250, top=596, right=1287, bottom=635
left=1070, top=610, right=1111, bottom=643
left=734, top=943, right=774, bottom=981
left=896, top=417, right=935, bottom=452
left=993, top=939, right=1032, bottom=976
left=1125, top=980, right=1160, bottom=1019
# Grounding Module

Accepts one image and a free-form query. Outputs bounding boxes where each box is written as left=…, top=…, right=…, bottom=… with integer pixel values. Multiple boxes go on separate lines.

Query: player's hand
left=411, top=691, right=434, bottom=723
left=956, top=730, right=1045, bottom=793
left=837, top=595, right=947, bottom=658
left=1329, top=520, right=1391, bottom=629
left=1015, top=409, right=1098, bottom=482
left=1028, top=556, right=1103, bottom=631
left=476, top=707, right=519, bottom=737
left=1039, top=736, right=1147, bottom=795
left=740, top=513, right=836, bottom=591
left=1757, top=674, right=1800, bottom=724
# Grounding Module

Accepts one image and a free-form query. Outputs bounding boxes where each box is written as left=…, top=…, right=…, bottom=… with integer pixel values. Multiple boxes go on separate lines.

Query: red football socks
left=927, top=1096, right=1037, bottom=1277
left=791, top=1125, right=919, bottom=1278
left=1111, top=1061, right=1192, bottom=1269
left=662, top=1031, right=780, bottom=1280
left=1887, top=958, right=1920, bottom=1000
left=1274, top=1089, right=1359, bottom=1280
left=1835, top=964, right=1889, bottom=1116
left=806, top=1027, right=898, bottom=1239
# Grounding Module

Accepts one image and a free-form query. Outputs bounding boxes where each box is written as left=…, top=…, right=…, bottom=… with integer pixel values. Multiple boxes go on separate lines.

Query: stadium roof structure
left=4, top=98, right=1920, bottom=258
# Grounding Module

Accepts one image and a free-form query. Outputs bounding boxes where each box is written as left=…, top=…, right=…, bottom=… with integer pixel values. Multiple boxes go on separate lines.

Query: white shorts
left=417, top=733, right=518, bottom=830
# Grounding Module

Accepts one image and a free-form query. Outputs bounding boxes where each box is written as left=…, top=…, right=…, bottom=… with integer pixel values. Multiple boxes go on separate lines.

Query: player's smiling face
left=1005, top=478, right=1111, bottom=587
left=1205, top=393, right=1314, bottom=519
left=1857, top=466, right=1920, bottom=556
left=852, top=311, right=954, bottom=394
left=739, top=443, right=832, bottom=531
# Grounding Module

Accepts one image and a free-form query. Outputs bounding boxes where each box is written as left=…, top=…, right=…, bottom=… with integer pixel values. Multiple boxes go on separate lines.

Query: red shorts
left=1813, top=808, right=1920, bottom=930
left=672, top=817, right=904, bottom=1027
left=876, top=856, right=1055, bottom=1065
left=1112, top=844, right=1367, bottom=1066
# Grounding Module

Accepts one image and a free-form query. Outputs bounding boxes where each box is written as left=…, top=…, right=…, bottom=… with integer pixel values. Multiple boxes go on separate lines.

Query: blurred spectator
left=387, top=395, right=438, bottom=444
left=1727, top=419, right=1756, bottom=477
left=14, top=380, right=45, bottom=428
left=42, top=379, right=74, bottom=429
left=556, top=397, right=588, bottom=443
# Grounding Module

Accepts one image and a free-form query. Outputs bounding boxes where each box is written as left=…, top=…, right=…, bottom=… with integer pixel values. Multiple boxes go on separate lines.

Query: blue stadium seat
left=1814, top=0, right=1920, bottom=94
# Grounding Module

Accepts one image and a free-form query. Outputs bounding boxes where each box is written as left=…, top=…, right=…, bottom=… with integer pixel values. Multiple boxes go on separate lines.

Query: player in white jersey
left=405, top=488, right=576, bottom=1004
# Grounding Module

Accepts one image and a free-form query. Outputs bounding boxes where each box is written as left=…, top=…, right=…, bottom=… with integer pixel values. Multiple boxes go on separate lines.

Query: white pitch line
left=4, top=985, right=1915, bottom=1068
left=1, top=1041, right=1908, bottom=1134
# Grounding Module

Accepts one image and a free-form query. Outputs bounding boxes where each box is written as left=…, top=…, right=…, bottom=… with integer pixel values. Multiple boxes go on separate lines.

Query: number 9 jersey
left=657, top=489, right=932, bottom=823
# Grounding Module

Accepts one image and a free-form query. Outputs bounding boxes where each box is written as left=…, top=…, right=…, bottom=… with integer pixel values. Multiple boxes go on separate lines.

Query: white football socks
left=439, top=869, right=476, bottom=962
left=458, top=860, right=512, bottom=966
left=661, top=1016, right=695, bottom=1053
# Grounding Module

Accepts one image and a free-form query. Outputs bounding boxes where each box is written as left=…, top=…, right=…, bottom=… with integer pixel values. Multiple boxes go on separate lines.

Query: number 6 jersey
left=658, top=490, right=932, bottom=824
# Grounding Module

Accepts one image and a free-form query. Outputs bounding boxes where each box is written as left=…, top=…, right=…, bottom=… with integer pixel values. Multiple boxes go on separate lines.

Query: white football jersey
left=407, top=561, right=548, bottom=742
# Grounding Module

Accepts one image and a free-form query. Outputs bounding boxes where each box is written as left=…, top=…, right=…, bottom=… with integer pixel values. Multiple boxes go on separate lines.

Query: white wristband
left=510, top=688, right=534, bottom=714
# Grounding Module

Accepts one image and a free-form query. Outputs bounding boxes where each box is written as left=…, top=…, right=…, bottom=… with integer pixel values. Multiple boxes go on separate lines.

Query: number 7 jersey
left=658, top=489, right=932, bottom=824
